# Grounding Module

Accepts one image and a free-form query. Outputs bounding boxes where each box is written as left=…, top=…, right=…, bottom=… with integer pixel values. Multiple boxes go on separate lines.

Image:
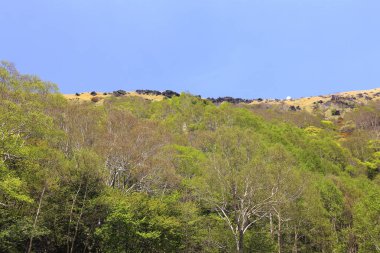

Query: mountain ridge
left=64, top=87, right=380, bottom=115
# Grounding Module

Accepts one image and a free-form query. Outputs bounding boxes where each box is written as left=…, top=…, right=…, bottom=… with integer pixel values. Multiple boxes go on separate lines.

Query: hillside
left=251, top=87, right=380, bottom=113
left=64, top=90, right=165, bottom=103
left=2, top=63, right=380, bottom=253
left=65, top=87, right=380, bottom=117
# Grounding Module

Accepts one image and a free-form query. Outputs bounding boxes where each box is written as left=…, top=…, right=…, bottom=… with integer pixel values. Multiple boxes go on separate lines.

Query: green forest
left=0, top=61, right=379, bottom=253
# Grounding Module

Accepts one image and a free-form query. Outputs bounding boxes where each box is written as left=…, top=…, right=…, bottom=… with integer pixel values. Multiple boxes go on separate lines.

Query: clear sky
left=1, top=0, right=380, bottom=98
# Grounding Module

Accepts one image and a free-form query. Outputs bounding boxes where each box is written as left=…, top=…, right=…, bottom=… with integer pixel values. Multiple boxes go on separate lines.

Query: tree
left=96, top=191, right=184, bottom=253
left=353, top=181, right=380, bottom=252
left=199, top=127, right=301, bottom=252
left=95, top=109, right=178, bottom=194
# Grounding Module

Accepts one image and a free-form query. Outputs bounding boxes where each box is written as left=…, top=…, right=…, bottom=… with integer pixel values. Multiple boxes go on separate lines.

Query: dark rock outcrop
left=161, top=90, right=180, bottom=98
left=113, top=90, right=127, bottom=97
left=136, top=89, right=162, bottom=96
left=207, top=97, right=253, bottom=104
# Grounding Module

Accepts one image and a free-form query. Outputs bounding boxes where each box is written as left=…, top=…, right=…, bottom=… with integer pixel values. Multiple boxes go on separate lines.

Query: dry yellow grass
left=127, top=91, right=165, bottom=101
left=250, top=87, right=380, bottom=112
left=64, top=88, right=380, bottom=112
left=64, top=91, right=165, bottom=103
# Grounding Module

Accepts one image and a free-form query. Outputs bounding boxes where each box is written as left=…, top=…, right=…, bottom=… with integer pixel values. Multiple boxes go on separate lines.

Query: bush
left=113, top=90, right=127, bottom=97
left=90, top=91, right=97, bottom=96
left=91, top=96, right=101, bottom=103
left=135, top=90, right=161, bottom=96
left=331, top=109, right=341, bottom=116
left=162, top=90, right=180, bottom=98
left=339, top=120, right=355, bottom=134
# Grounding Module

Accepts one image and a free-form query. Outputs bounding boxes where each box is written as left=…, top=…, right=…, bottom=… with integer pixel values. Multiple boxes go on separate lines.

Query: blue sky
left=1, top=0, right=380, bottom=98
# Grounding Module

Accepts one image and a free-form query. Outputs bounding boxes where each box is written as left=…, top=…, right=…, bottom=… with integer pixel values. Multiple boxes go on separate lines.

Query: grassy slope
left=251, top=88, right=380, bottom=111
left=64, top=91, right=165, bottom=104
left=64, top=88, right=380, bottom=113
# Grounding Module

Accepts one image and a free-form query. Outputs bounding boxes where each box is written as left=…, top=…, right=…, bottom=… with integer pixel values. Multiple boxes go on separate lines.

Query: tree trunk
left=237, top=229, right=244, bottom=253
left=269, top=213, right=274, bottom=239
left=277, top=212, right=282, bottom=253
left=27, top=186, right=46, bottom=253
left=70, top=183, right=88, bottom=253
left=67, top=183, right=82, bottom=253
left=292, top=227, right=298, bottom=253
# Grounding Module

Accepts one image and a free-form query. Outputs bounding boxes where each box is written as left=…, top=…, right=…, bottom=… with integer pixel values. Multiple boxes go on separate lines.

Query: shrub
left=331, top=109, right=341, bottom=116
left=113, top=90, right=127, bottom=97
left=91, top=96, right=101, bottom=103
left=162, top=90, right=180, bottom=98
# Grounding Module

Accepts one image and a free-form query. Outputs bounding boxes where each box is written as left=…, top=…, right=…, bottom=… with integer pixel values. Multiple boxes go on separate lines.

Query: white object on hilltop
left=286, top=96, right=292, bottom=100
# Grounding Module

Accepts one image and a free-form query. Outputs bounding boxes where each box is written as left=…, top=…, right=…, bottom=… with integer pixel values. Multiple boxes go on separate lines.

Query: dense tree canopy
left=0, top=62, right=379, bottom=252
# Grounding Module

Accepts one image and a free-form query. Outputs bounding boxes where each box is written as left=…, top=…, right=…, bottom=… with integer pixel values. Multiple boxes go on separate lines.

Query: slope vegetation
left=1, top=62, right=379, bottom=252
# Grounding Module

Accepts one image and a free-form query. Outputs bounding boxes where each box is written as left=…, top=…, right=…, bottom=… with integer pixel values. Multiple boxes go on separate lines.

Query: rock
left=331, top=95, right=340, bottom=101
left=207, top=96, right=253, bottom=104
left=162, top=90, right=180, bottom=98
left=113, top=90, right=127, bottom=97
left=135, top=89, right=162, bottom=96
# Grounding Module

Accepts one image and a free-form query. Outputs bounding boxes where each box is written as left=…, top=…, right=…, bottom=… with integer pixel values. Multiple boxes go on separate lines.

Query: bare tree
left=96, top=109, right=178, bottom=193
left=201, top=128, right=300, bottom=253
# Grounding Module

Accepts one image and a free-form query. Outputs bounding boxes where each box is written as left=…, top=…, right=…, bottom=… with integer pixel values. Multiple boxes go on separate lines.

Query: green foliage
left=96, top=191, right=194, bottom=252
left=321, top=120, right=336, bottom=130
left=0, top=62, right=379, bottom=252
left=353, top=181, right=380, bottom=252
